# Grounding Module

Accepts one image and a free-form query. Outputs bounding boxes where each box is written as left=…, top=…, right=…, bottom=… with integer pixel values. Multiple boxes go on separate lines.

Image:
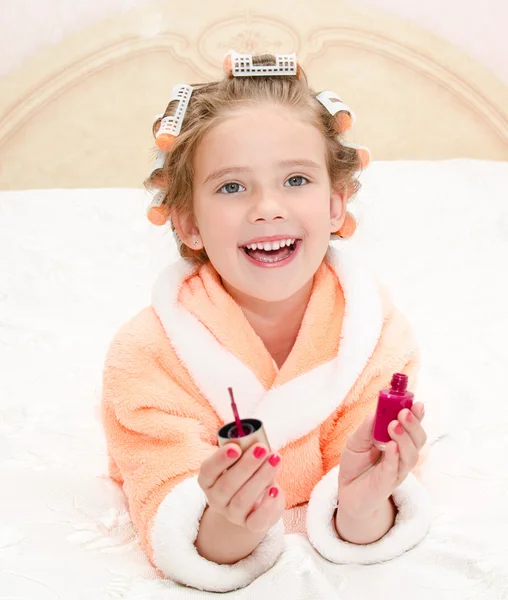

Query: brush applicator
left=217, top=387, right=271, bottom=452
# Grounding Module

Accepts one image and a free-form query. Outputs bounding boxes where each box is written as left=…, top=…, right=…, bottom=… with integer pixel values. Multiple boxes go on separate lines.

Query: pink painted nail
left=253, top=446, right=267, bottom=460
left=268, top=454, right=281, bottom=467
left=227, top=448, right=239, bottom=459
left=269, top=487, right=279, bottom=498
left=394, top=423, right=404, bottom=436
left=405, top=411, right=413, bottom=423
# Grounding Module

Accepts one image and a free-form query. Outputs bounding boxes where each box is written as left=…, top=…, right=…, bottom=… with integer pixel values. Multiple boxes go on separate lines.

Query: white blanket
left=1, top=159, right=507, bottom=599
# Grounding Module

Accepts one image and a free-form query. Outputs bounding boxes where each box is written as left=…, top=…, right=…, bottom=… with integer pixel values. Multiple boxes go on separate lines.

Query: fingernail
left=269, top=487, right=279, bottom=498
left=394, top=423, right=404, bottom=435
left=405, top=411, right=413, bottom=423
left=268, top=454, right=281, bottom=467
left=227, top=448, right=239, bottom=459
left=253, top=446, right=267, bottom=459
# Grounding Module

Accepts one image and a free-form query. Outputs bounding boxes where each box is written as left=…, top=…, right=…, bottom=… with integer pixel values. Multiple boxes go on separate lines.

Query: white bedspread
left=1, top=160, right=507, bottom=599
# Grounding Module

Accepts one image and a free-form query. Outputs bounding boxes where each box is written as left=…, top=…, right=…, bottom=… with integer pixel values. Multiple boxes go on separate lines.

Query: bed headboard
left=1, top=0, right=508, bottom=190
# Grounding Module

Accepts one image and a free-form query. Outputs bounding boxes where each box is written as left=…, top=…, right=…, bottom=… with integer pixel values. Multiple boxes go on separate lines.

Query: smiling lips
left=241, top=236, right=301, bottom=266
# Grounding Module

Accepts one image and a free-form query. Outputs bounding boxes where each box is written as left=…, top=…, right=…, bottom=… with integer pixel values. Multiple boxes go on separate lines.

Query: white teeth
left=244, top=238, right=296, bottom=251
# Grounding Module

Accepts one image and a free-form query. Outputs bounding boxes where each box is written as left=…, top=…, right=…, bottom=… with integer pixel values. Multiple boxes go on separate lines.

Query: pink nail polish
left=372, top=373, right=414, bottom=451
left=268, top=454, right=280, bottom=467
left=394, top=423, right=404, bottom=435
left=269, top=487, right=279, bottom=498
left=253, top=446, right=267, bottom=459
left=405, top=410, right=413, bottom=423
left=227, top=448, right=239, bottom=459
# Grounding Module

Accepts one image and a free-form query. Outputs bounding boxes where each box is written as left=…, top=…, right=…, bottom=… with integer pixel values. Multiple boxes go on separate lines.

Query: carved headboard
left=1, top=0, right=507, bottom=189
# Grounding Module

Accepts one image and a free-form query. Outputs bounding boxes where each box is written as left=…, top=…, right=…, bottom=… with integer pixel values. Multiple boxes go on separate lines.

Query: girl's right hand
left=198, top=443, right=285, bottom=533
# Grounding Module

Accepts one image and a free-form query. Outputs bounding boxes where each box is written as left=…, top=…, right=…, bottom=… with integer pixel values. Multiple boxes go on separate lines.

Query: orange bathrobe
left=101, top=247, right=430, bottom=592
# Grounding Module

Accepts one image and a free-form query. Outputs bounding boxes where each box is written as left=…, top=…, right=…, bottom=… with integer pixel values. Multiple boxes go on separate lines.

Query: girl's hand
left=338, top=403, right=426, bottom=519
left=198, top=443, right=285, bottom=533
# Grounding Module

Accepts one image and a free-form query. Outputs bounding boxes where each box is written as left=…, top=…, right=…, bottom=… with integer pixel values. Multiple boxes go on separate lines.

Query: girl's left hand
left=338, top=404, right=426, bottom=519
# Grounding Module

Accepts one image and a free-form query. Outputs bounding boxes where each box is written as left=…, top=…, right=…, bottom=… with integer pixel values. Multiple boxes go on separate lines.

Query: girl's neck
left=222, top=278, right=314, bottom=369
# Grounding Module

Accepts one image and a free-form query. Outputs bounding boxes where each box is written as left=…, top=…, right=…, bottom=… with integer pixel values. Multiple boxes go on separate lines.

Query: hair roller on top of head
left=155, top=84, right=193, bottom=151
left=223, top=49, right=301, bottom=78
left=316, top=91, right=356, bottom=134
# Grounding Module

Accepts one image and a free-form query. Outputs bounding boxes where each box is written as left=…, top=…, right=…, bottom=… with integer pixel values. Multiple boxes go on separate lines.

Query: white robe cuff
left=306, top=466, right=431, bottom=564
left=151, top=476, right=285, bottom=592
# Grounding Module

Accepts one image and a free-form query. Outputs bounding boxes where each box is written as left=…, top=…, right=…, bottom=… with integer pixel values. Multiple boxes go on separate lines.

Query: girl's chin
left=233, top=274, right=315, bottom=304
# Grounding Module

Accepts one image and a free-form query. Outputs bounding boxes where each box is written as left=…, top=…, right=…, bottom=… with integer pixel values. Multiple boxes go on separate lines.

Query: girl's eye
left=218, top=182, right=246, bottom=194
left=285, top=176, right=309, bottom=187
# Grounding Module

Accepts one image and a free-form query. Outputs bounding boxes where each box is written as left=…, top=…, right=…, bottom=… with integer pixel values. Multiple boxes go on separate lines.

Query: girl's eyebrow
left=204, top=166, right=251, bottom=184
left=203, top=159, right=321, bottom=184
left=279, top=159, right=321, bottom=170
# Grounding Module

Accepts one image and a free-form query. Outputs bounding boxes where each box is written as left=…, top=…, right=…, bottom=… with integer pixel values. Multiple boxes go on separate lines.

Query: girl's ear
left=171, top=210, right=204, bottom=251
left=329, top=183, right=350, bottom=233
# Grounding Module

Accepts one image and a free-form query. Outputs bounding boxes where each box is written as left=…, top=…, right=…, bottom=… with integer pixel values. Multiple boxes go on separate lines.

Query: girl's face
left=189, top=103, right=345, bottom=302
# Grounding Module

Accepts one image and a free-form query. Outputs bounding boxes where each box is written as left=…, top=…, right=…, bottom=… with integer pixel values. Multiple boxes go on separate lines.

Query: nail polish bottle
left=217, top=419, right=271, bottom=453
left=217, top=388, right=271, bottom=452
left=372, top=373, right=414, bottom=450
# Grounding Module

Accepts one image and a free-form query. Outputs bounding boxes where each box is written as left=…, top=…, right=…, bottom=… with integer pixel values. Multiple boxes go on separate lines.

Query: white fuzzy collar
left=151, top=248, right=383, bottom=452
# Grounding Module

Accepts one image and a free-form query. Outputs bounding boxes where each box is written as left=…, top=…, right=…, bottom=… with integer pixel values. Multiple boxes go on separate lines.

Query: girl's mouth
left=241, top=239, right=301, bottom=268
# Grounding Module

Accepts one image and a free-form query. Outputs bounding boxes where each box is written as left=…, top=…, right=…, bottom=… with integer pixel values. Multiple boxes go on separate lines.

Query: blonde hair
left=146, top=54, right=361, bottom=265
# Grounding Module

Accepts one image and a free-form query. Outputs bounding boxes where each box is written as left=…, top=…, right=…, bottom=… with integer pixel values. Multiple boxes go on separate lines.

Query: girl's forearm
left=195, top=506, right=266, bottom=564
left=335, top=496, right=396, bottom=545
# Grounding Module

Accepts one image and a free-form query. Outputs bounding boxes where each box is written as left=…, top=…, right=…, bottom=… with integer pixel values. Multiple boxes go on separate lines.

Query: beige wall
left=1, top=0, right=507, bottom=84
left=355, top=0, right=508, bottom=85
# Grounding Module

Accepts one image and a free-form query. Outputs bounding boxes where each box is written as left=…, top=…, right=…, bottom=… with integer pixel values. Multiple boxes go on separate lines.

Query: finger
left=209, top=444, right=270, bottom=508
left=373, top=440, right=399, bottom=494
left=398, top=408, right=427, bottom=450
left=389, top=420, right=419, bottom=474
left=245, top=485, right=285, bottom=533
left=411, top=402, right=425, bottom=422
left=198, top=444, right=243, bottom=490
left=345, top=414, right=376, bottom=453
left=227, top=453, right=282, bottom=523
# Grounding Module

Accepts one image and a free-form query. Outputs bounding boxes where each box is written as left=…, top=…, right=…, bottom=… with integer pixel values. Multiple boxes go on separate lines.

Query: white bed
left=1, top=159, right=507, bottom=599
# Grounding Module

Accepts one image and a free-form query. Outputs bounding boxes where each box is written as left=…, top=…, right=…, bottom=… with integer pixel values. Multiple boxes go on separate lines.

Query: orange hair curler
left=331, top=212, right=357, bottom=240
left=147, top=191, right=171, bottom=226
left=342, top=141, right=372, bottom=170
left=316, top=91, right=356, bottom=134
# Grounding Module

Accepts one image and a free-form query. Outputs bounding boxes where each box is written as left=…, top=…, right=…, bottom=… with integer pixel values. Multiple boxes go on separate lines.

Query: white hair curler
left=155, top=84, right=193, bottom=151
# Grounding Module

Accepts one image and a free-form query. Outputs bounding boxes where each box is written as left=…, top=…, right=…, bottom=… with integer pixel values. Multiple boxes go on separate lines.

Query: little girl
left=101, top=51, right=430, bottom=593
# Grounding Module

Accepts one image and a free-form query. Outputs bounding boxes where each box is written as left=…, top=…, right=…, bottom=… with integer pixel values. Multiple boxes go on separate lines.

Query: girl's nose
left=250, top=188, right=287, bottom=223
